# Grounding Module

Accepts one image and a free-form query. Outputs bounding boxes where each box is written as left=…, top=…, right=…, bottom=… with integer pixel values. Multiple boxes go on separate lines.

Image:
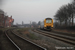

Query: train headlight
left=44, top=25, right=46, bottom=27
left=52, top=25, right=53, bottom=27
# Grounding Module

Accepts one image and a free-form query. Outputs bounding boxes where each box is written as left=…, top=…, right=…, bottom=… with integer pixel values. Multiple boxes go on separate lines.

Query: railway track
left=32, top=29, right=75, bottom=46
left=5, top=29, right=46, bottom=50
left=5, top=31, right=21, bottom=50
left=1, top=31, right=19, bottom=50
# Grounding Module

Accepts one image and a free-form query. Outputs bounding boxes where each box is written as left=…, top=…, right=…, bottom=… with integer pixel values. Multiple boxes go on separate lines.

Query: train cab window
left=46, top=20, right=52, bottom=23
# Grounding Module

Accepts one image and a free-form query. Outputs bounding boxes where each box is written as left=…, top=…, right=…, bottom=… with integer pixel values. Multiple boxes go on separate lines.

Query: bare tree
left=54, top=5, right=69, bottom=26
left=71, top=0, right=75, bottom=26
left=54, top=2, right=75, bottom=27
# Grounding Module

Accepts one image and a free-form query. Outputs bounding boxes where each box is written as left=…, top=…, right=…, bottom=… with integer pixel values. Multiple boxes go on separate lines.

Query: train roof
left=46, top=18, right=52, bottom=20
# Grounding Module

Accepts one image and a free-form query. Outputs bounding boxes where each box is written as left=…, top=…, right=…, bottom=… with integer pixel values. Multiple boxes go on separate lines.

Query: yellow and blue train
left=40, top=18, right=53, bottom=30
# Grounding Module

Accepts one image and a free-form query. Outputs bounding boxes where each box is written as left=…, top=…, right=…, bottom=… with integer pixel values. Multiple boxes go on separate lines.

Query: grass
left=17, top=28, right=30, bottom=32
left=25, top=33, right=39, bottom=40
left=0, top=27, right=14, bottom=32
left=16, top=28, right=40, bottom=40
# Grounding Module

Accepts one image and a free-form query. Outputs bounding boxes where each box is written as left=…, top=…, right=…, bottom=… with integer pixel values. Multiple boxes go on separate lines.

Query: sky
left=1, top=0, right=71, bottom=24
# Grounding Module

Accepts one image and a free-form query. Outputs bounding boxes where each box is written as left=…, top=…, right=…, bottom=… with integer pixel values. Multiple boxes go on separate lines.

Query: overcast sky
left=1, top=0, right=71, bottom=24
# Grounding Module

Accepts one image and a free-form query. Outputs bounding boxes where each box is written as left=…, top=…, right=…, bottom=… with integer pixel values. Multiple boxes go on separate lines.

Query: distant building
left=0, top=9, right=14, bottom=27
left=24, top=24, right=30, bottom=28
left=5, top=16, right=14, bottom=27
left=32, top=22, right=37, bottom=28
left=0, top=9, right=5, bottom=27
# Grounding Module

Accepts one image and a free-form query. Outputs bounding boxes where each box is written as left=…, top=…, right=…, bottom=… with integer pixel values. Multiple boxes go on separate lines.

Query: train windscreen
left=46, top=19, right=52, bottom=23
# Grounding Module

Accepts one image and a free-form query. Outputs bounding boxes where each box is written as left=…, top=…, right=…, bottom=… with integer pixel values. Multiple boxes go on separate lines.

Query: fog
left=1, top=0, right=71, bottom=24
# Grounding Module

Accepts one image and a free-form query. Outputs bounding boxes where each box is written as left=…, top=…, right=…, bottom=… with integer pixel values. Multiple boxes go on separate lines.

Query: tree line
left=54, top=0, right=75, bottom=27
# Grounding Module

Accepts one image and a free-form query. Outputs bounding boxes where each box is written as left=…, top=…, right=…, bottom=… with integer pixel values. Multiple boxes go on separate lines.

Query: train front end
left=44, top=18, right=53, bottom=30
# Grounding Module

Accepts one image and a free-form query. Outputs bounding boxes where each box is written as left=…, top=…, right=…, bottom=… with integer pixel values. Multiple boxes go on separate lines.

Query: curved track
left=5, top=31, right=21, bottom=50
left=5, top=29, right=46, bottom=50
left=32, top=29, right=75, bottom=46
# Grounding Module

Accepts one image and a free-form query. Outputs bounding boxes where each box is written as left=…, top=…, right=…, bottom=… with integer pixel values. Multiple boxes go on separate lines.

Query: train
left=40, top=18, right=53, bottom=30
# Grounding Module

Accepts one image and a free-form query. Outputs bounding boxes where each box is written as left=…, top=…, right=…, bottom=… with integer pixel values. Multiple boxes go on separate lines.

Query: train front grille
left=46, top=26, right=51, bottom=29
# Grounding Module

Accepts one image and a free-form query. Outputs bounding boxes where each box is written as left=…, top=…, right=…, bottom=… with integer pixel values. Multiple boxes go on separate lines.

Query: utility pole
left=22, top=21, right=24, bottom=25
left=30, top=21, right=31, bottom=28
